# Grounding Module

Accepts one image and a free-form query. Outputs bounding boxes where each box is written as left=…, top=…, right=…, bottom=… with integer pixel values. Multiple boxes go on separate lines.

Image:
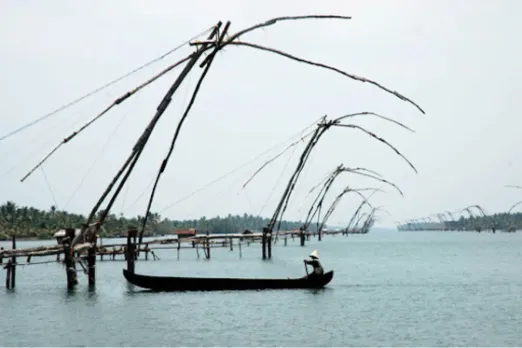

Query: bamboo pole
left=10, top=234, right=16, bottom=288
left=62, top=237, right=77, bottom=289
left=72, top=23, right=223, bottom=250
left=87, top=234, right=96, bottom=287
left=5, top=260, right=11, bottom=289
left=126, top=228, right=137, bottom=274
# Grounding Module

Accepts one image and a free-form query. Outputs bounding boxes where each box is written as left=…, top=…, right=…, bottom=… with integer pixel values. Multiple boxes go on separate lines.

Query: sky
left=1, top=0, right=521, bottom=228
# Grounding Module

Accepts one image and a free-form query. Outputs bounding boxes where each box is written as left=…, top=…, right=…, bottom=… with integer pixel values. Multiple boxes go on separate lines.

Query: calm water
left=1, top=230, right=522, bottom=347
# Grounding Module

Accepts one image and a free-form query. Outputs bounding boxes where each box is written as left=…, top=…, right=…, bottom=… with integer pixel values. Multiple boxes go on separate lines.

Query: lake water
left=1, top=230, right=522, bottom=347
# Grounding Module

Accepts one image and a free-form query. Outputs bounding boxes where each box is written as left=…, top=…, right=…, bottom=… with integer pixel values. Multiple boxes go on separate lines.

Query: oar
left=303, top=260, right=309, bottom=276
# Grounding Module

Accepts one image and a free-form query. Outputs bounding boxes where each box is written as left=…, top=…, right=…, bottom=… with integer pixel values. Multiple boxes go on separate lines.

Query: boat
left=122, top=268, right=334, bottom=292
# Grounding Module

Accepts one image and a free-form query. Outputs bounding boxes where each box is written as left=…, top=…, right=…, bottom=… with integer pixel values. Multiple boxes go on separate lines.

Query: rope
left=41, top=165, right=59, bottom=209
left=258, top=140, right=299, bottom=217
left=242, top=189, right=255, bottom=213
left=1, top=260, right=61, bottom=267
left=120, top=176, right=131, bottom=214
left=0, top=26, right=214, bottom=144
left=1, top=104, right=95, bottom=179
left=121, top=178, right=155, bottom=213
left=64, top=109, right=130, bottom=210
left=158, top=116, right=324, bottom=214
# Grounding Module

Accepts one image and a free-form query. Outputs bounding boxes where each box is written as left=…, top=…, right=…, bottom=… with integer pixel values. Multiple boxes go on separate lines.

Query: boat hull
left=122, top=269, right=334, bottom=292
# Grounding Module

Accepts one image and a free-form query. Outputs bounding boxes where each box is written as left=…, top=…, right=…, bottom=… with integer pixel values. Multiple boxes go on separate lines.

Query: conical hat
left=309, top=250, right=319, bottom=259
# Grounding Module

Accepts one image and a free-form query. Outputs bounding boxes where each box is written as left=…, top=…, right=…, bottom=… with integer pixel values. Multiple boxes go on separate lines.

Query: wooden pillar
left=300, top=228, right=305, bottom=247
left=5, top=260, right=11, bottom=289
left=229, top=238, right=233, bottom=251
left=133, top=232, right=138, bottom=260
left=318, top=229, right=322, bottom=241
left=11, top=234, right=16, bottom=288
left=126, top=228, right=137, bottom=274
left=284, top=236, right=288, bottom=246
left=87, top=233, right=96, bottom=287
left=267, top=231, right=272, bottom=259
left=145, top=244, right=149, bottom=260
left=64, top=228, right=78, bottom=288
left=177, top=239, right=181, bottom=260
left=205, top=231, right=210, bottom=259
left=62, top=237, right=78, bottom=289
left=238, top=240, right=242, bottom=258
left=262, top=228, right=268, bottom=260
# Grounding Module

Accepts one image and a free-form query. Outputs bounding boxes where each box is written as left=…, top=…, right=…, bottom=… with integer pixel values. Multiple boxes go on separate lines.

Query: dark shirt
left=304, top=259, right=324, bottom=276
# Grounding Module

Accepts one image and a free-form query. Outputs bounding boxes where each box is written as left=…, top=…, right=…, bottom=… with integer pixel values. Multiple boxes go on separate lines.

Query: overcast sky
left=1, top=0, right=521, bottom=228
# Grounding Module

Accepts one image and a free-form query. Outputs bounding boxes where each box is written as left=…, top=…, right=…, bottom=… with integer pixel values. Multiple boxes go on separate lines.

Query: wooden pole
left=238, top=240, right=242, bottom=258
left=284, top=236, right=288, bottom=246
left=267, top=231, right=272, bottom=259
left=205, top=231, right=210, bottom=259
left=126, top=228, right=137, bottom=274
left=262, top=227, right=267, bottom=259
left=229, top=238, right=233, bottom=251
left=62, top=237, right=78, bottom=289
left=11, top=233, right=16, bottom=288
left=133, top=232, right=138, bottom=260
left=300, top=228, right=305, bottom=247
left=177, top=239, right=180, bottom=260
left=5, top=260, right=11, bottom=289
left=87, top=233, right=96, bottom=287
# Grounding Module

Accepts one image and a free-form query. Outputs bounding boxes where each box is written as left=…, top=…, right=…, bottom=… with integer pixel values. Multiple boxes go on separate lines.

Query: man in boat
left=304, top=250, right=324, bottom=277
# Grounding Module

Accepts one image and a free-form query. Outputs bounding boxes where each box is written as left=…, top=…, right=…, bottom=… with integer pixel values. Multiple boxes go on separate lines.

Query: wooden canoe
left=122, top=268, right=334, bottom=292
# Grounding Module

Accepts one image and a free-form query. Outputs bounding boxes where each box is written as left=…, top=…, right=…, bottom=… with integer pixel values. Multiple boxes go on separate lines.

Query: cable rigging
left=0, top=26, right=214, bottom=145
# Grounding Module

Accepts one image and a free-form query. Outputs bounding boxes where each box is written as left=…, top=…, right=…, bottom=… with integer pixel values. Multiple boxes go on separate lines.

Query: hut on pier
left=175, top=228, right=197, bottom=239
left=52, top=228, right=81, bottom=244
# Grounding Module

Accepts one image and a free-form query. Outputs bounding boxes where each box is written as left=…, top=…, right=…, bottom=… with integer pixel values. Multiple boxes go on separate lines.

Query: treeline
left=0, top=201, right=307, bottom=240
left=400, top=212, right=522, bottom=231
left=453, top=212, right=522, bottom=230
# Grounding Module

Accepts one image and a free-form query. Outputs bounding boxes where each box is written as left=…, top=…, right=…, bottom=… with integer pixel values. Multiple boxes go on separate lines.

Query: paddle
left=303, top=260, right=309, bottom=276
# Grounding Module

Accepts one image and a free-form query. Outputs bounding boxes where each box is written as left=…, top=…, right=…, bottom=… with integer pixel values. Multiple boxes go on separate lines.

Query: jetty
left=1, top=226, right=351, bottom=289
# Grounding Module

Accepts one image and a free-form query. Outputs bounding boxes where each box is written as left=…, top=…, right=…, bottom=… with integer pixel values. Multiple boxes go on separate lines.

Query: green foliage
left=0, top=201, right=305, bottom=240
left=453, top=212, right=522, bottom=230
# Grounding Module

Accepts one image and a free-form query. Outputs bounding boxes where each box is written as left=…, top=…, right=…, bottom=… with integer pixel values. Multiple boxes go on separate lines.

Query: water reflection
left=125, top=281, right=136, bottom=294
left=64, top=287, right=77, bottom=300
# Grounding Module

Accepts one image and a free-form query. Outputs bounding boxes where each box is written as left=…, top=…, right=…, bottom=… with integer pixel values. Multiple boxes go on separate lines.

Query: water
left=1, top=230, right=522, bottom=347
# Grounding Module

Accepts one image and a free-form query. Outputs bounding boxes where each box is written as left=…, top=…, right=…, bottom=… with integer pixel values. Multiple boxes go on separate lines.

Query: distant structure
left=175, top=228, right=197, bottom=238
left=53, top=228, right=81, bottom=244
left=397, top=221, right=452, bottom=231
left=396, top=205, right=516, bottom=233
